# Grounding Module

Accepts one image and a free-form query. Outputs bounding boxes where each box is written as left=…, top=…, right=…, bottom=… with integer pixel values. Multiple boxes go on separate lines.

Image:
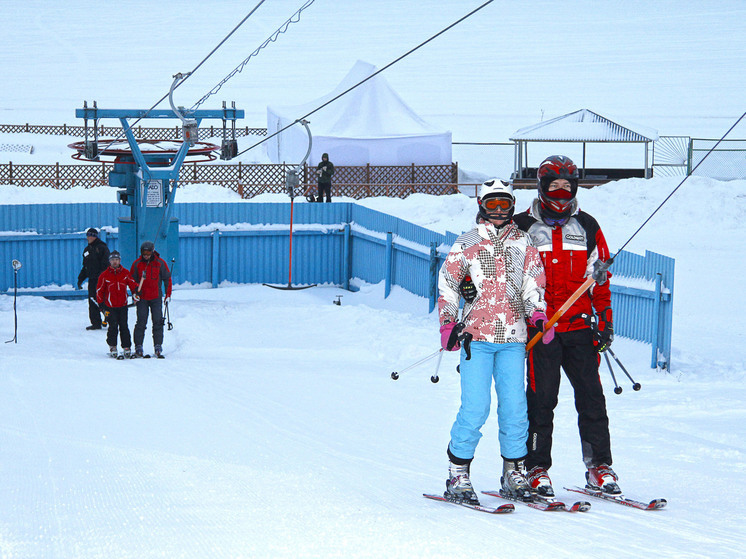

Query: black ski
left=423, top=493, right=514, bottom=514
left=564, top=486, right=666, bottom=510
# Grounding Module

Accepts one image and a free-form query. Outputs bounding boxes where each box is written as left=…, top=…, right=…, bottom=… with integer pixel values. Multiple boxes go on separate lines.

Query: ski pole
left=606, top=347, right=641, bottom=391
left=89, top=296, right=108, bottom=326
left=603, top=351, right=623, bottom=395
left=430, top=348, right=445, bottom=384
left=391, top=348, right=443, bottom=380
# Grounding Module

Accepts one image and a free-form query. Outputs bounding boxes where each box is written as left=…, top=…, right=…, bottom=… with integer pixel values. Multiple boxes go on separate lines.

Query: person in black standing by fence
left=77, top=227, right=110, bottom=330
left=315, top=153, right=335, bottom=202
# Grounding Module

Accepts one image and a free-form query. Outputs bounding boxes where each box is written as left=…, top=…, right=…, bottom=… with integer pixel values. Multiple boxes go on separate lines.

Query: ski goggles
left=482, top=197, right=514, bottom=211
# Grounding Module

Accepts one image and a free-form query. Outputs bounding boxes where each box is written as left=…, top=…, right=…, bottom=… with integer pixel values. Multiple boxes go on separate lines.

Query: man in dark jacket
left=130, top=241, right=173, bottom=358
left=77, top=227, right=110, bottom=330
left=315, top=153, right=335, bottom=202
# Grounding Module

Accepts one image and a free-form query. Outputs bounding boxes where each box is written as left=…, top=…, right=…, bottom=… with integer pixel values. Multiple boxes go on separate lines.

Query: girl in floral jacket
left=437, top=178, right=551, bottom=505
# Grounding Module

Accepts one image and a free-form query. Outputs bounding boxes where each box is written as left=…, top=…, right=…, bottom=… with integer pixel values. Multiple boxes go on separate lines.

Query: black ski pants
left=88, top=278, right=102, bottom=327
left=105, top=306, right=132, bottom=349
left=134, top=298, right=164, bottom=348
left=525, top=328, right=612, bottom=471
left=316, top=181, right=332, bottom=202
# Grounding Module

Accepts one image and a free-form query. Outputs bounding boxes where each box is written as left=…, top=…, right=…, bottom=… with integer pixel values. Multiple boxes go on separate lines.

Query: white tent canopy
left=267, top=60, right=452, bottom=166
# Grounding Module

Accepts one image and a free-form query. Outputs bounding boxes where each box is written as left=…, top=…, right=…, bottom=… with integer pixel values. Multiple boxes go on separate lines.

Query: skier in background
left=77, top=227, right=110, bottom=330
left=130, top=241, right=172, bottom=358
left=315, top=153, right=335, bottom=202
left=96, top=250, right=139, bottom=358
left=512, top=155, right=619, bottom=497
left=437, top=178, right=551, bottom=505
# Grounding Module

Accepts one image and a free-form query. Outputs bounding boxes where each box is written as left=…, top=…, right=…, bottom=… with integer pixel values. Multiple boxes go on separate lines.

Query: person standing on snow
left=512, top=155, right=619, bottom=497
left=130, top=241, right=172, bottom=358
left=437, top=178, right=552, bottom=505
left=77, top=227, right=110, bottom=330
left=96, top=251, right=140, bottom=358
left=315, top=153, right=335, bottom=202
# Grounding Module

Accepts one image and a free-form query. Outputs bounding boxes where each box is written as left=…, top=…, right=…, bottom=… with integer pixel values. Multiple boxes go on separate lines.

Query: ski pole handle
left=526, top=276, right=596, bottom=352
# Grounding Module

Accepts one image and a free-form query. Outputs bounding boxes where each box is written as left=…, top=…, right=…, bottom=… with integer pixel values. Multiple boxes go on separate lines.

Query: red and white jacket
left=438, top=219, right=546, bottom=345
left=130, top=251, right=172, bottom=301
left=96, top=265, right=139, bottom=309
left=513, top=198, right=612, bottom=333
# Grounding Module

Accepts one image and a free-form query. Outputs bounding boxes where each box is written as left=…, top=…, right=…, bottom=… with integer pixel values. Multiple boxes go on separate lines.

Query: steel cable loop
left=191, top=0, right=316, bottom=111
left=88, top=0, right=270, bottom=160
left=233, top=0, right=497, bottom=159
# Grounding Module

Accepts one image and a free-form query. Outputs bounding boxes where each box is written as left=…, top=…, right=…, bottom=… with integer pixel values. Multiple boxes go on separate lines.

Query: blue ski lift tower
left=71, top=80, right=244, bottom=269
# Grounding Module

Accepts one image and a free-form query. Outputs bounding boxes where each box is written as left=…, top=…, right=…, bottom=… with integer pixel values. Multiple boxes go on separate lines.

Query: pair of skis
left=424, top=486, right=666, bottom=514
left=422, top=491, right=584, bottom=514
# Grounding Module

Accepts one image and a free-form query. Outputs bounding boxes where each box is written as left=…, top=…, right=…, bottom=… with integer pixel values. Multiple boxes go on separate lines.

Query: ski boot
left=526, top=466, right=555, bottom=498
left=586, top=463, right=622, bottom=495
left=108, top=346, right=118, bottom=358
left=122, top=347, right=132, bottom=359
left=132, top=346, right=144, bottom=359
left=444, top=460, right=479, bottom=505
left=154, top=345, right=164, bottom=359
left=501, top=458, right=532, bottom=501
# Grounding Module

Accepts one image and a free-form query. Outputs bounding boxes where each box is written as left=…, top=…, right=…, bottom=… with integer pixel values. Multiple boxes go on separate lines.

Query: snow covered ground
left=2, top=1, right=746, bottom=557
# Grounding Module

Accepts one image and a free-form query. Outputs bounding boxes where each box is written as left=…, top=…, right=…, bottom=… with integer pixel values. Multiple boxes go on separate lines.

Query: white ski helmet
left=478, top=178, right=514, bottom=201
left=477, top=178, right=515, bottom=222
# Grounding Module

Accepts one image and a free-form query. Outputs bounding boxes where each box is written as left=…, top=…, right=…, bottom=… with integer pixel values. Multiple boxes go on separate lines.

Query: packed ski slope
left=1, top=178, right=746, bottom=558
left=2, top=1, right=746, bottom=557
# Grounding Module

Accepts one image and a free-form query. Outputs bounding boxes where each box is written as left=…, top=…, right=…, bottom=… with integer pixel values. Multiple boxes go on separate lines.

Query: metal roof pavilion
left=510, top=109, right=659, bottom=179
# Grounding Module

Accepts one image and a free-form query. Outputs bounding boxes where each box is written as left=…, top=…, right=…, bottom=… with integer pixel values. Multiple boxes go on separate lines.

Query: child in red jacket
left=96, top=251, right=140, bottom=358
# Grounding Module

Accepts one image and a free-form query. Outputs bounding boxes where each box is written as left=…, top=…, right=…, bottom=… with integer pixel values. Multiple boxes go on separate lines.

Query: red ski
left=564, top=486, right=667, bottom=510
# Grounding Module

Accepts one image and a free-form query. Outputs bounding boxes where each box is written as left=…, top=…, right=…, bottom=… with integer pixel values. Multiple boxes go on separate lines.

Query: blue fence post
left=652, top=272, right=662, bottom=368
left=343, top=223, right=351, bottom=291
left=384, top=232, right=393, bottom=298
left=429, top=242, right=438, bottom=313
left=211, top=229, right=221, bottom=288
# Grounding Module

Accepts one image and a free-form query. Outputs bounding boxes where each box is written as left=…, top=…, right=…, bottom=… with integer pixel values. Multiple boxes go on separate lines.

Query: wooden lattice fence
left=0, top=161, right=458, bottom=199
left=0, top=123, right=267, bottom=140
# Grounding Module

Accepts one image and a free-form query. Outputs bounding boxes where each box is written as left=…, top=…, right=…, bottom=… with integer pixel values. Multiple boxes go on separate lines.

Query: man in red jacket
left=512, top=155, right=618, bottom=498
left=130, top=241, right=172, bottom=358
left=96, top=251, right=139, bottom=358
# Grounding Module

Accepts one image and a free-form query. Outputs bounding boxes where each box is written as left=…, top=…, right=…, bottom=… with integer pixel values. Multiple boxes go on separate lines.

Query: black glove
left=77, top=282, right=83, bottom=290
left=459, top=275, right=477, bottom=303
left=595, top=307, right=614, bottom=352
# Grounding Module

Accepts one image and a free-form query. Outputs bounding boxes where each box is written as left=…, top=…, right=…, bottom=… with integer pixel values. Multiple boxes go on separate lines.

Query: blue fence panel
left=0, top=203, right=129, bottom=234
left=0, top=201, right=674, bottom=368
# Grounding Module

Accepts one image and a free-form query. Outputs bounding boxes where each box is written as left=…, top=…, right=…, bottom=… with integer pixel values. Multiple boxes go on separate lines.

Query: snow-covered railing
left=0, top=202, right=673, bottom=368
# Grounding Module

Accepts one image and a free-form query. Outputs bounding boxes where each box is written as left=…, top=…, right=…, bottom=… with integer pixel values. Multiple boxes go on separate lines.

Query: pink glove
left=440, top=322, right=461, bottom=351
left=530, top=311, right=555, bottom=344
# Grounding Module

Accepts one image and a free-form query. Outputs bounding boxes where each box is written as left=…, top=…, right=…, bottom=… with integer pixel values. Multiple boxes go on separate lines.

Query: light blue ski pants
left=448, top=341, right=528, bottom=461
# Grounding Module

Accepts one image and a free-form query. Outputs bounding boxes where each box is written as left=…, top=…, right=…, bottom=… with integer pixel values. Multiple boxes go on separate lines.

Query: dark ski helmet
left=537, top=155, right=579, bottom=224
left=140, top=241, right=155, bottom=254
left=477, top=178, right=515, bottom=224
left=109, top=250, right=121, bottom=261
left=86, top=227, right=99, bottom=237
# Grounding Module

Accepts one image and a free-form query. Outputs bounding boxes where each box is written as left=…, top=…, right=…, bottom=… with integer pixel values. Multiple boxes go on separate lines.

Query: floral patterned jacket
left=438, top=219, right=547, bottom=345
